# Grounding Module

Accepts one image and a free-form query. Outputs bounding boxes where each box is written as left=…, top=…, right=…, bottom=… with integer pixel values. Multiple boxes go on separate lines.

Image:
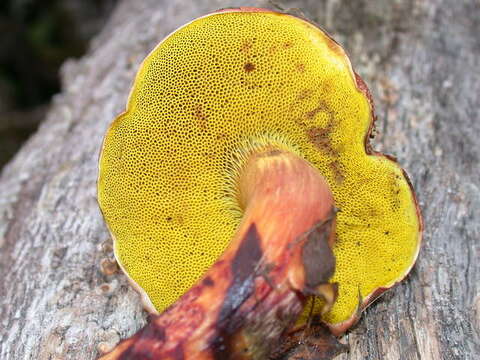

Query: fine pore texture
left=0, top=0, right=479, bottom=359
left=97, top=9, right=420, bottom=330
left=99, top=150, right=339, bottom=360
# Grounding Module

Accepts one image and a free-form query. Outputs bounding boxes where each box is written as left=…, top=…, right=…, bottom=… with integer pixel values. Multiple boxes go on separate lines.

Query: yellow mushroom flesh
left=97, top=9, right=421, bottom=333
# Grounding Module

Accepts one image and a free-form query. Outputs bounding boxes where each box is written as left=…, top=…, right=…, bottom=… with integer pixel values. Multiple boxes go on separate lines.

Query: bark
left=0, top=0, right=479, bottom=359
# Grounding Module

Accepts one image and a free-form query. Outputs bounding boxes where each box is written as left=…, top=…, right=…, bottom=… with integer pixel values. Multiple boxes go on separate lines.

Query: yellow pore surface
left=98, top=11, right=420, bottom=325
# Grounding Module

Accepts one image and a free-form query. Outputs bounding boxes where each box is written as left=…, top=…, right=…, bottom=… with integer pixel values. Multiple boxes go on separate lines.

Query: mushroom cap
left=98, top=9, right=422, bottom=332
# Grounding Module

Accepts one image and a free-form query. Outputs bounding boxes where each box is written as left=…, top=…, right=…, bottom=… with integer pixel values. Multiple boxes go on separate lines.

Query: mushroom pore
left=99, top=149, right=339, bottom=360
left=98, top=8, right=422, bottom=334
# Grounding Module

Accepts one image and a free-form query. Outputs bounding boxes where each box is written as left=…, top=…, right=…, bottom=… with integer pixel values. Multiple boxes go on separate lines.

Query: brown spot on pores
left=329, top=160, right=345, bottom=185
left=240, top=39, right=253, bottom=52
left=216, top=133, right=228, bottom=141
left=268, top=44, right=278, bottom=55
left=290, top=89, right=313, bottom=115
left=305, top=100, right=333, bottom=121
left=297, top=89, right=313, bottom=101
left=304, top=101, right=340, bottom=160
left=307, top=127, right=336, bottom=158
left=244, top=62, right=255, bottom=72
left=296, top=63, right=306, bottom=72
left=194, top=104, right=208, bottom=129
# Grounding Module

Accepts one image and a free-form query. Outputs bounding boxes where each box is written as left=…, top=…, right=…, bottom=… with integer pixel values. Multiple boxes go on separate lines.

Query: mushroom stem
left=99, top=150, right=337, bottom=360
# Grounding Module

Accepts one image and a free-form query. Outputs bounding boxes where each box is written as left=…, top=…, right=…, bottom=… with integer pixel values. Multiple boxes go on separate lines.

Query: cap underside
left=98, top=11, right=421, bottom=326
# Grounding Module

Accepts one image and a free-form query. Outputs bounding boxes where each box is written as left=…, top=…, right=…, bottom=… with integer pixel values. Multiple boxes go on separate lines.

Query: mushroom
left=99, top=149, right=340, bottom=359
left=97, top=6, right=422, bottom=344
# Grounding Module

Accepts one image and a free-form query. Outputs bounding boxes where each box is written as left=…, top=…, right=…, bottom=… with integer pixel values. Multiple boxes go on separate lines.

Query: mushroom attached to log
left=99, top=150, right=339, bottom=359
left=97, top=5, right=422, bottom=351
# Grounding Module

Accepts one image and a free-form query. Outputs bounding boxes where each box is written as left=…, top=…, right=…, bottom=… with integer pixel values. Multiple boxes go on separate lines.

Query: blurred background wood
left=0, top=0, right=478, bottom=359
left=0, top=0, right=118, bottom=168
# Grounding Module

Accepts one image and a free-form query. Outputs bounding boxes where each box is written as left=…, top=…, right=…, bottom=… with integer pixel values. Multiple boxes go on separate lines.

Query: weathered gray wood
left=0, top=0, right=478, bottom=359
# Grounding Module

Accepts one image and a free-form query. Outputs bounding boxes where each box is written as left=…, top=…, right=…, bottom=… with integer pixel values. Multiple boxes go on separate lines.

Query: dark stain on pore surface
left=211, top=223, right=263, bottom=359
left=194, top=104, right=208, bottom=129
left=305, top=100, right=334, bottom=122
left=296, top=63, right=306, bottom=72
left=297, top=89, right=313, bottom=101
left=241, top=39, right=253, bottom=52
left=329, top=160, right=345, bottom=184
left=307, top=127, right=337, bottom=157
left=244, top=62, right=256, bottom=72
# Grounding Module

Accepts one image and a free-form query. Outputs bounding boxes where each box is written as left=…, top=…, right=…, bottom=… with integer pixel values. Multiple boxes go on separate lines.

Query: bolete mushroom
left=97, top=6, right=422, bottom=339
left=99, top=150, right=340, bottom=359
